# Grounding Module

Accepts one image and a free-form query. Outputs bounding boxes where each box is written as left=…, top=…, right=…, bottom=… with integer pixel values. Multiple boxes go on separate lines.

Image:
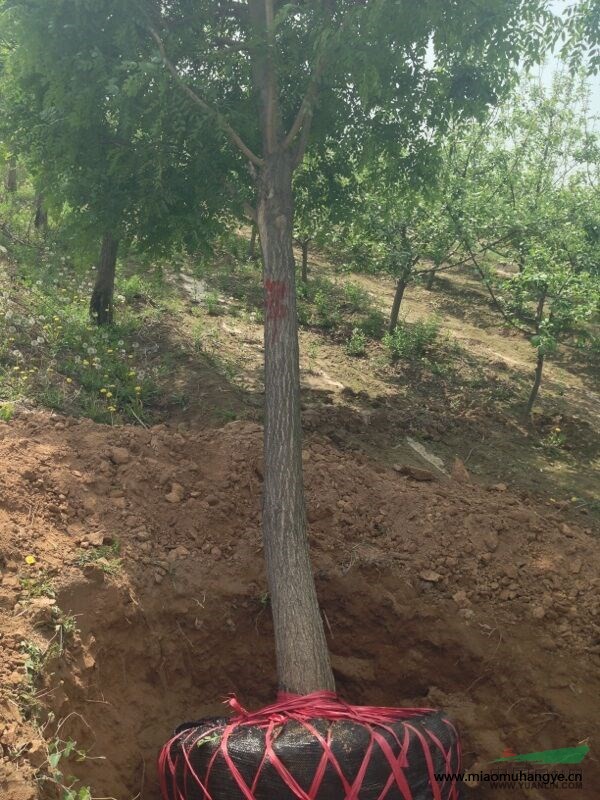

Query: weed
left=37, top=733, right=92, bottom=800
left=73, top=542, right=121, bottom=574
left=383, top=318, right=440, bottom=361
left=313, top=289, right=339, bottom=330
left=21, top=640, right=47, bottom=685
left=204, top=291, right=221, bottom=316
left=342, top=282, right=370, bottom=312
left=120, top=274, right=146, bottom=304
left=52, top=608, right=79, bottom=654
left=345, top=328, right=367, bottom=357
left=358, top=310, right=386, bottom=339
left=542, top=427, right=567, bottom=452
left=306, top=340, right=320, bottom=373
left=20, top=572, right=55, bottom=600
left=0, top=401, right=15, bottom=421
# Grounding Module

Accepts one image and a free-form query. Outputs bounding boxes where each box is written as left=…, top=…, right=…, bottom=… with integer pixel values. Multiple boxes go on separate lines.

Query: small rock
left=165, top=483, right=185, bottom=504
left=451, top=458, right=470, bottom=483
left=452, top=590, right=470, bottom=608
left=211, top=546, right=222, bottom=559
left=167, top=546, right=189, bottom=562
left=492, top=483, right=508, bottom=492
left=110, top=447, right=130, bottom=466
left=393, top=464, right=436, bottom=482
left=419, top=570, right=443, bottom=583
left=23, top=597, right=56, bottom=626
left=86, top=530, right=112, bottom=547
left=532, top=606, right=546, bottom=620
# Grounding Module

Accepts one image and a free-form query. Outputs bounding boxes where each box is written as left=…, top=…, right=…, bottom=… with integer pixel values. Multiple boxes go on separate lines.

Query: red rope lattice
left=158, top=691, right=462, bottom=800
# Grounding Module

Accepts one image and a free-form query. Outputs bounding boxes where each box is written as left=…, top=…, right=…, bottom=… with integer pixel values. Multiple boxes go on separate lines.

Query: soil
left=1, top=409, right=599, bottom=800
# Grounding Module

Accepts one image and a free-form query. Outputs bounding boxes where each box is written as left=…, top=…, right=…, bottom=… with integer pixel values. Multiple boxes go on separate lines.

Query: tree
left=0, top=0, right=237, bottom=324
left=293, top=141, right=359, bottom=282
left=6, top=0, right=554, bottom=694
left=340, top=136, right=468, bottom=331
left=457, top=74, right=600, bottom=413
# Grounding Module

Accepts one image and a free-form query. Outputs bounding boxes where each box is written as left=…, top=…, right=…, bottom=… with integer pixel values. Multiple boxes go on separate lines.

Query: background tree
left=0, top=0, right=237, bottom=323
left=457, top=74, right=600, bottom=412
left=293, top=141, right=359, bottom=282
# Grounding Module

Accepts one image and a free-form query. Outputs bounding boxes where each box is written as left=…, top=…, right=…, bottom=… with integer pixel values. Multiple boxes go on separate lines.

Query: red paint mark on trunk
left=265, top=279, right=288, bottom=343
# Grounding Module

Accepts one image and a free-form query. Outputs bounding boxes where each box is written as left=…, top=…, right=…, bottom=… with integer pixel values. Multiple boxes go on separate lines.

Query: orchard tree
left=6, top=0, right=555, bottom=695
left=293, top=141, right=360, bottom=282
left=342, top=137, right=468, bottom=331
left=1, top=0, right=238, bottom=323
left=457, top=74, right=600, bottom=412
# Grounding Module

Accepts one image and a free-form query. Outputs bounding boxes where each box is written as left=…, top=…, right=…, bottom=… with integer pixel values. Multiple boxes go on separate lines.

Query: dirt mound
left=0, top=411, right=599, bottom=799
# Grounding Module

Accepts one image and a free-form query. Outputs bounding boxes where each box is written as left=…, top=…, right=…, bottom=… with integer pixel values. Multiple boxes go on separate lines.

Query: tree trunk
left=426, top=265, right=437, bottom=290
left=389, top=277, right=407, bottom=333
left=301, top=240, right=309, bottom=283
left=5, top=156, right=17, bottom=193
left=89, top=232, right=119, bottom=326
left=34, top=194, right=48, bottom=233
left=526, top=349, right=544, bottom=415
left=257, top=151, right=334, bottom=695
left=248, top=223, right=258, bottom=260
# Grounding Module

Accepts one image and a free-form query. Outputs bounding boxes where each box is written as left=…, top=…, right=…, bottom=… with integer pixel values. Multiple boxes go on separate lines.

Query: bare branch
left=149, top=27, right=264, bottom=168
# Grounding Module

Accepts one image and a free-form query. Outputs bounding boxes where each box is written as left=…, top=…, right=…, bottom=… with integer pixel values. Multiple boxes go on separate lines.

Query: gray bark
left=89, top=232, right=119, bottom=326
left=257, top=151, right=334, bottom=695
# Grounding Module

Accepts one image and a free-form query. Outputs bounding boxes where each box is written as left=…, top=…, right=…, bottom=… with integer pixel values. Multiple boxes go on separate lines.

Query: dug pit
left=1, top=412, right=599, bottom=799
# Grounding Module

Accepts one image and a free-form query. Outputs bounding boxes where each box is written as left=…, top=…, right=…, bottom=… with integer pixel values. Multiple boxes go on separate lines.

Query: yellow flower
left=25, top=555, right=36, bottom=565
left=135, top=386, right=142, bottom=393
left=100, top=388, right=107, bottom=394
left=82, top=359, right=89, bottom=366
left=66, top=378, right=72, bottom=384
left=106, top=391, right=113, bottom=398
left=107, top=349, right=113, bottom=353
left=128, top=370, right=136, bottom=376
left=108, top=405, right=117, bottom=412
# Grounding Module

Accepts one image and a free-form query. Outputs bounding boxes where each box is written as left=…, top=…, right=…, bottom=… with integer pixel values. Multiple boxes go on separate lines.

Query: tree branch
left=282, top=55, right=327, bottom=152
left=149, top=27, right=264, bottom=168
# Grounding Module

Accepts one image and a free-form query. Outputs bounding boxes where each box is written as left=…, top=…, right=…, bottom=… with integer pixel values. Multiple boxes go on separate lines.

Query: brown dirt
left=1, top=410, right=599, bottom=800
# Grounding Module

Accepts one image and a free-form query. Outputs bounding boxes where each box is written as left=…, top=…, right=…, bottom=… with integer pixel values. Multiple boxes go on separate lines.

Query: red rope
left=158, top=692, right=462, bottom=800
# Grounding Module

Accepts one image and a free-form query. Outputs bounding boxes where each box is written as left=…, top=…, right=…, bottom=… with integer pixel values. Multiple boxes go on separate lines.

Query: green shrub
left=345, top=327, right=367, bottom=356
left=0, top=402, right=15, bottom=422
left=383, top=318, right=440, bottom=361
left=358, top=310, right=386, bottom=339
left=313, top=289, right=339, bottom=329
left=120, top=274, right=145, bottom=304
left=342, top=281, right=370, bottom=312
left=204, top=291, right=221, bottom=316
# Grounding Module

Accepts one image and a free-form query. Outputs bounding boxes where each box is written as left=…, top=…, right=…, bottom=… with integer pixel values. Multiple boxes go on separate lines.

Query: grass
left=383, top=317, right=441, bottom=361
left=0, top=202, right=179, bottom=424
left=19, top=571, right=56, bottom=600
left=73, top=542, right=121, bottom=574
